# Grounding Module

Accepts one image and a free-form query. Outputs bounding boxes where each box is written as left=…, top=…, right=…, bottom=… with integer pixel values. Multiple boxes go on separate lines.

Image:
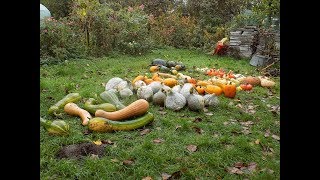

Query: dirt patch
left=56, top=142, right=106, bottom=159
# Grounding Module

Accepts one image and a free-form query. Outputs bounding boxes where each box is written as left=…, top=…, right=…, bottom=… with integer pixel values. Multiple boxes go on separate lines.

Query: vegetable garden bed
left=40, top=47, right=280, bottom=179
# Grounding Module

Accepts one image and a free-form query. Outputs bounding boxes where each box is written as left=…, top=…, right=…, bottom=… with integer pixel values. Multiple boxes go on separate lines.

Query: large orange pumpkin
left=196, top=86, right=205, bottom=95
left=205, top=85, right=223, bottom=96
left=223, top=82, right=236, bottom=98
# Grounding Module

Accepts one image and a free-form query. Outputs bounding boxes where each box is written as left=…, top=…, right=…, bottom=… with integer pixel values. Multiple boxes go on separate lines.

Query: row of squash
left=41, top=91, right=155, bottom=136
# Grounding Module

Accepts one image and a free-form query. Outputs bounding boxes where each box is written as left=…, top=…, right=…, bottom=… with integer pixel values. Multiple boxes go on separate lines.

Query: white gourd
left=203, top=94, right=219, bottom=107
left=137, top=86, right=153, bottom=102
left=172, top=85, right=182, bottom=93
left=119, top=88, right=133, bottom=99
left=133, top=80, right=147, bottom=89
left=116, top=80, right=128, bottom=91
left=147, top=81, right=162, bottom=94
left=165, top=90, right=186, bottom=111
left=187, top=93, right=205, bottom=111
left=105, top=77, right=124, bottom=91
left=152, top=89, right=166, bottom=106
left=180, top=83, right=194, bottom=98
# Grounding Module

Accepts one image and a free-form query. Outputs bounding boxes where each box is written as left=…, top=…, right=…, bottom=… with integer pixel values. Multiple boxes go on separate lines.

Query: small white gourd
left=165, top=90, right=186, bottom=111
left=147, top=81, right=162, bottom=94
left=137, top=86, right=153, bottom=102
left=187, top=88, right=205, bottom=111
left=152, top=89, right=166, bottom=106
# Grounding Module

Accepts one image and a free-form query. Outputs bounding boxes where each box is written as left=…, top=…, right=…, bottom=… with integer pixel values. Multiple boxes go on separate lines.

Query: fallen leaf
left=161, top=173, right=171, bottom=180
left=241, top=127, right=251, bottom=135
left=86, top=64, right=90, bottom=66
left=42, top=89, right=48, bottom=92
left=213, top=133, right=219, bottom=138
left=101, top=83, right=106, bottom=87
left=159, top=107, right=165, bottom=111
left=240, top=121, right=254, bottom=127
left=175, top=125, right=182, bottom=130
left=223, top=122, right=229, bottom=125
left=228, top=102, right=234, bottom=106
left=255, top=139, right=260, bottom=144
left=101, top=140, right=114, bottom=145
left=111, top=158, right=119, bottom=163
left=90, top=154, right=99, bottom=159
left=234, top=162, right=245, bottom=168
left=140, top=129, right=151, bottom=136
left=170, top=170, right=182, bottom=179
left=159, top=111, right=167, bottom=115
left=93, top=140, right=102, bottom=146
left=123, top=159, right=134, bottom=166
left=264, top=129, right=271, bottom=137
left=156, top=127, right=162, bottom=130
left=247, top=162, right=257, bottom=172
left=76, top=84, right=80, bottom=89
left=180, top=114, right=186, bottom=117
left=153, top=138, right=165, bottom=144
left=46, top=96, right=54, bottom=100
left=226, top=167, right=243, bottom=174
left=193, top=117, right=203, bottom=123
left=83, top=129, right=92, bottom=135
left=203, top=108, right=209, bottom=112
left=234, top=98, right=241, bottom=102
left=186, top=144, right=197, bottom=152
left=142, top=176, right=153, bottom=180
left=192, top=126, right=204, bottom=134
left=235, top=103, right=243, bottom=109
left=204, top=112, right=214, bottom=116
left=271, top=134, right=280, bottom=141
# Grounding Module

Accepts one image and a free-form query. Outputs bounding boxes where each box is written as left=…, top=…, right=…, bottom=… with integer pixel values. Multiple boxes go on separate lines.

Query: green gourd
left=48, top=92, right=81, bottom=116
left=84, top=98, right=117, bottom=114
left=40, top=117, right=70, bottom=136
left=88, top=112, right=154, bottom=132
left=100, top=91, right=126, bottom=110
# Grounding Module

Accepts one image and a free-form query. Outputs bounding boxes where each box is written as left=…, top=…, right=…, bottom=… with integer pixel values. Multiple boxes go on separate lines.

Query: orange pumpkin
left=162, top=78, right=177, bottom=87
left=205, top=85, right=223, bottom=96
left=197, top=80, right=211, bottom=86
left=144, top=78, right=154, bottom=85
left=132, top=75, right=145, bottom=84
left=223, top=82, right=236, bottom=98
left=188, top=78, right=197, bottom=84
left=149, top=66, right=159, bottom=73
left=196, top=86, right=205, bottom=95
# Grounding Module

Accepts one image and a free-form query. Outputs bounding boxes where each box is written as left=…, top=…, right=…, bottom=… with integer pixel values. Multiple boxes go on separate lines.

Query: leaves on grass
left=156, top=127, right=162, bottom=130
left=122, top=158, right=135, bottom=166
left=159, top=111, right=167, bottom=115
left=140, top=129, right=151, bottom=136
left=170, top=170, right=182, bottom=179
left=240, top=121, right=254, bottom=127
left=161, top=173, right=172, bottom=180
left=192, top=126, right=204, bottom=134
left=271, top=134, right=280, bottom=141
left=93, top=140, right=102, bottom=146
left=264, top=129, right=271, bottom=137
left=255, top=139, right=260, bottom=144
left=186, top=144, right=197, bottom=152
left=90, top=154, right=99, bottom=159
left=111, top=158, right=119, bottom=163
left=46, top=96, right=54, bottom=100
left=223, top=122, right=229, bottom=126
left=101, top=83, right=106, bottom=87
left=241, top=127, right=251, bottom=135
left=153, top=138, right=165, bottom=144
left=226, top=162, right=258, bottom=174
left=193, top=117, right=203, bottom=123
left=83, top=129, right=92, bottom=135
left=175, top=125, right=182, bottom=130
left=260, top=168, right=274, bottom=174
left=269, top=105, right=280, bottom=115
left=142, top=176, right=153, bottom=180
left=204, top=112, right=214, bottom=116
left=101, top=139, right=114, bottom=145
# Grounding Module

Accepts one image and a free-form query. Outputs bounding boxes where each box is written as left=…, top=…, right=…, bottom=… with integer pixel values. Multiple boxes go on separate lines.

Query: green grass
left=40, top=47, right=280, bottom=179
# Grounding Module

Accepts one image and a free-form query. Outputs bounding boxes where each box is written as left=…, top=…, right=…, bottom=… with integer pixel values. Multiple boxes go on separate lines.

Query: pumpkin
left=137, top=86, right=154, bottom=102
left=144, top=78, right=154, bottom=85
left=205, top=85, right=223, bottom=96
left=240, top=83, right=253, bottom=91
left=240, top=76, right=261, bottom=86
left=259, top=77, right=276, bottom=87
left=147, top=81, right=162, bottom=94
left=203, top=94, right=219, bottom=107
left=159, top=65, right=170, bottom=73
left=164, top=90, right=186, bottom=111
left=166, top=61, right=177, bottom=68
left=172, top=85, right=182, bottom=93
left=163, top=78, right=178, bottom=88
left=195, top=86, right=205, bottom=95
left=223, top=82, right=236, bottom=98
left=95, top=99, right=149, bottom=121
left=133, top=80, right=147, bottom=89
left=187, top=92, right=205, bottom=111
left=132, top=75, right=145, bottom=84
left=105, top=77, right=124, bottom=91
left=152, top=89, right=166, bottom=106
left=119, top=88, right=133, bottom=98
left=171, top=69, right=178, bottom=75
left=188, top=78, right=197, bottom=84
left=151, top=58, right=167, bottom=66
left=149, top=65, right=159, bottom=73
left=180, top=83, right=194, bottom=98
left=197, top=81, right=211, bottom=86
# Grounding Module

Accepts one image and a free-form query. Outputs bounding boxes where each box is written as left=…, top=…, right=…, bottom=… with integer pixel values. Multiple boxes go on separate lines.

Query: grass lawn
left=40, top=47, right=280, bottom=179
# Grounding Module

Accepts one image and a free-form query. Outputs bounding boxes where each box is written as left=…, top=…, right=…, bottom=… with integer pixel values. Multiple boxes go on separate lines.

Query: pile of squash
left=149, top=58, right=186, bottom=74
left=41, top=91, right=155, bottom=135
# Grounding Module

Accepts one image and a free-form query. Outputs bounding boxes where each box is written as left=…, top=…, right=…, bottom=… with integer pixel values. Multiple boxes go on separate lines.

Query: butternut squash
left=64, top=103, right=92, bottom=126
left=95, top=99, right=149, bottom=121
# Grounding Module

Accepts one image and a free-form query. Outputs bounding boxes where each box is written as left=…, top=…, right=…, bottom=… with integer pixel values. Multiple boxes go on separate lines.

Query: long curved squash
left=64, top=103, right=92, bottom=126
left=88, top=112, right=154, bottom=132
left=95, top=99, right=149, bottom=121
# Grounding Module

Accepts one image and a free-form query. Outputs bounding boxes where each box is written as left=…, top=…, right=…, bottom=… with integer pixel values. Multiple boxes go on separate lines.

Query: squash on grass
left=95, top=99, right=149, bottom=121
left=88, top=112, right=154, bottom=132
left=48, top=92, right=82, bottom=116
left=84, top=98, right=116, bottom=114
left=162, top=78, right=178, bottom=88
left=223, top=82, right=236, bottom=98
left=100, top=91, right=126, bottom=110
left=40, top=117, right=70, bottom=136
left=64, top=103, right=92, bottom=126
left=205, top=85, right=223, bottom=96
